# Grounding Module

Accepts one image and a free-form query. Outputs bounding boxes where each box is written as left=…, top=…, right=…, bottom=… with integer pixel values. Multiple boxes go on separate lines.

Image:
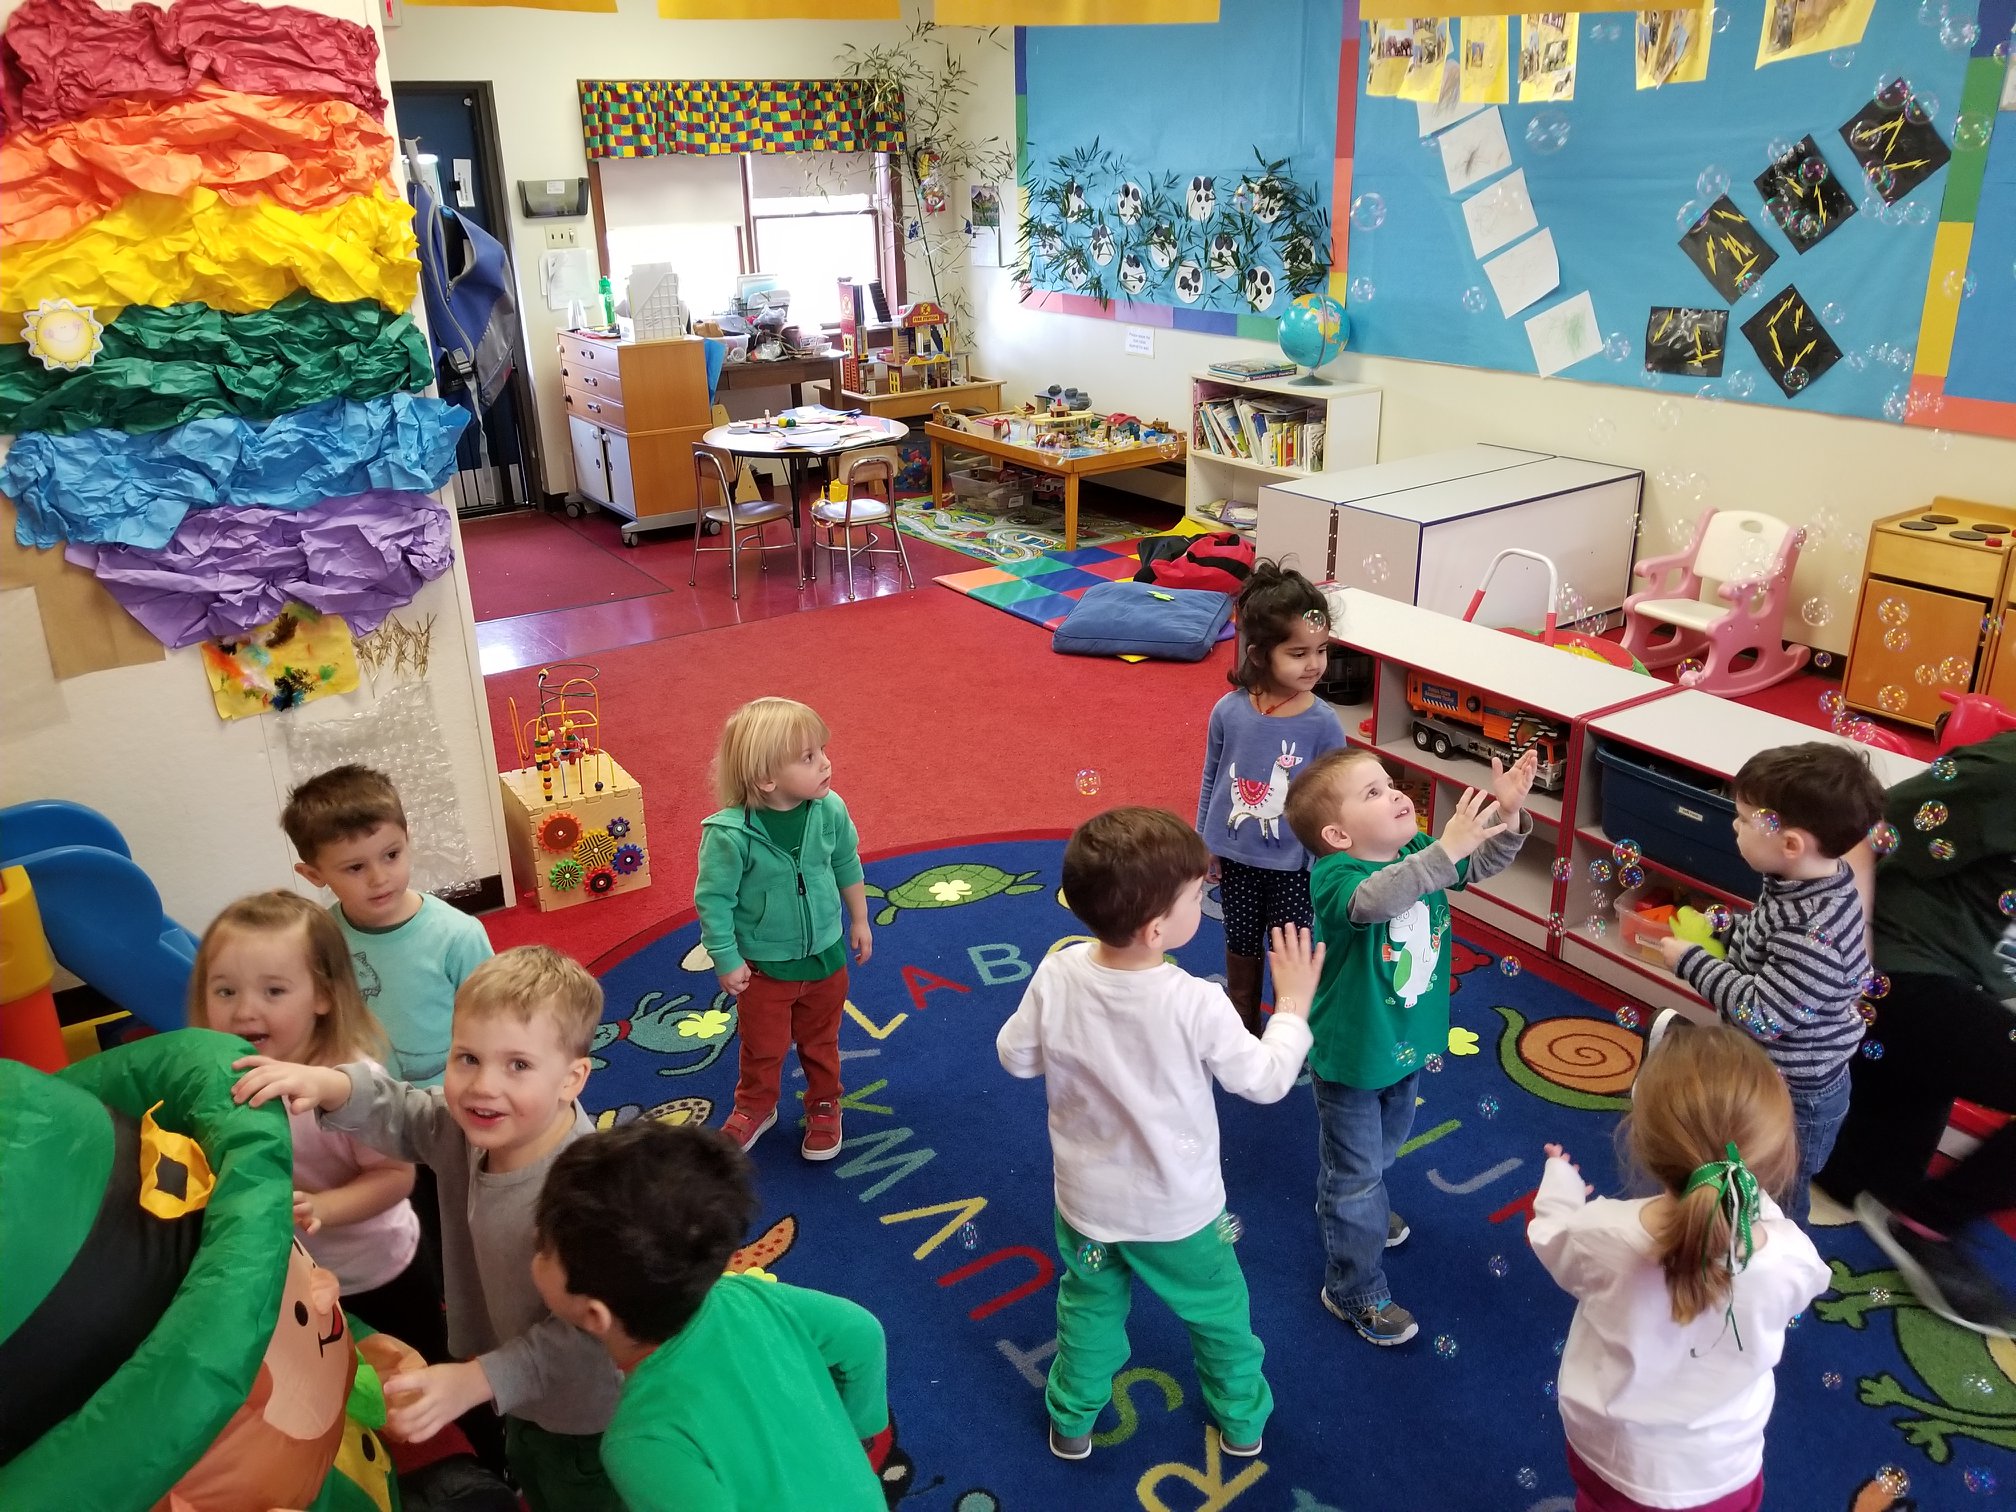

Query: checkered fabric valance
left=578, top=78, right=906, bottom=159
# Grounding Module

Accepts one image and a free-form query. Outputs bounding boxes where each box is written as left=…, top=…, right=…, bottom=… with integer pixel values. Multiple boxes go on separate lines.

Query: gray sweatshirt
left=325, top=1062, right=622, bottom=1434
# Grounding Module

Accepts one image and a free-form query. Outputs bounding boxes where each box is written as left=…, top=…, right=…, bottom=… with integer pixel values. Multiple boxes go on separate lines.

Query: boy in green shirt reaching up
left=1283, top=746, right=1537, bottom=1347
left=532, top=1121, right=892, bottom=1512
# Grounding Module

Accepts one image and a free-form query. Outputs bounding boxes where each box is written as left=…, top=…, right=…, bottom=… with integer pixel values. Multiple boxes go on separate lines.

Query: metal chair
left=688, top=446, right=802, bottom=600
left=809, top=449, right=915, bottom=600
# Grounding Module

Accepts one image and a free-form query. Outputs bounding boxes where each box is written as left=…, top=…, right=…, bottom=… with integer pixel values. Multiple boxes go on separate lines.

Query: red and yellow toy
left=0, top=864, right=66, bottom=1071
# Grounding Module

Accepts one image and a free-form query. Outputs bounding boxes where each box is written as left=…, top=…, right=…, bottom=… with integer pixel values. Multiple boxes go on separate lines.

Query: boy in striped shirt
left=1656, top=743, right=1887, bottom=1225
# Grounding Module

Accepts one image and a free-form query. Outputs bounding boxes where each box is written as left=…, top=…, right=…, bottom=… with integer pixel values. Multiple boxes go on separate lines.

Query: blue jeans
left=1787, top=1068, right=1851, bottom=1227
left=1313, top=1071, right=1419, bottom=1311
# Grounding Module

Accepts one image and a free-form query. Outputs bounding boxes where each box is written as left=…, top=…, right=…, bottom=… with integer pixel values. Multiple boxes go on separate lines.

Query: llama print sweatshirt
left=1197, top=691, right=1346, bottom=870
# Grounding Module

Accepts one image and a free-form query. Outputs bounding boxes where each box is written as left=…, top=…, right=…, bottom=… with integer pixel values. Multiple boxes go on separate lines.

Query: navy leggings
left=1216, top=857, right=1313, bottom=957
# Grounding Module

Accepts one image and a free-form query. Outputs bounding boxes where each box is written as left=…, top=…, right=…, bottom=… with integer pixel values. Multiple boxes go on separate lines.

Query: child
left=1284, top=746, right=1538, bottom=1345
left=1655, top=742, right=1886, bottom=1226
left=282, top=763, right=494, bottom=1088
left=189, top=891, right=445, bottom=1364
left=1197, top=561, right=1347, bottom=1034
left=1529, top=1024, right=1829, bottom=1512
left=531, top=1121, right=891, bottom=1510
left=233, top=945, right=625, bottom=1512
left=696, top=697, right=872, bottom=1158
left=996, top=807, right=1322, bottom=1461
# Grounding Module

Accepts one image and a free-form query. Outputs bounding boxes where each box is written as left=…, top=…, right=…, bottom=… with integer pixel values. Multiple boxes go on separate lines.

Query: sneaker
left=1856, top=1193, right=2016, bottom=1339
left=720, top=1105, right=777, bottom=1152
left=1219, top=1430, right=1262, bottom=1458
left=1048, top=1422, right=1092, bottom=1461
left=1386, top=1212, right=1410, bottom=1249
left=1320, top=1286, right=1419, bottom=1346
left=801, top=1098, right=844, bottom=1161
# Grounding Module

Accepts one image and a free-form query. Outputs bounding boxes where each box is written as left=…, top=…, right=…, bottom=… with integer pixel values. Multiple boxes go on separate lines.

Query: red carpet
left=463, top=512, right=669, bottom=621
left=481, top=588, right=1230, bottom=964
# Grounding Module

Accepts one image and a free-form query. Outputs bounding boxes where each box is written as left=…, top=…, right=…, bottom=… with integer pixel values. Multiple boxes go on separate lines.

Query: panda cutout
left=1145, top=225, right=1178, bottom=271
left=1251, top=181, right=1286, bottom=224
left=1118, top=253, right=1148, bottom=296
left=1114, top=181, right=1144, bottom=225
left=1280, top=233, right=1315, bottom=269
left=1036, top=228, right=1064, bottom=262
left=1064, top=180, right=1087, bottom=221
left=1243, top=266, right=1276, bottom=312
left=1173, top=260, right=1204, bottom=304
left=1089, top=223, right=1115, bottom=267
left=1186, top=176, right=1216, bottom=222
left=1208, top=233, right=1239, bottom=283
left=1062, top=258, right=1089, bottom=290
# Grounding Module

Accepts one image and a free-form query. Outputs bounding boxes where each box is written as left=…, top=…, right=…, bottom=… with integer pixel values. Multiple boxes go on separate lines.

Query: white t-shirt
left=995, top=944, right=1312, bottom=1243
left=1527, top=1156, right=1830, bottom=1509
left=292, top=1060, right=421, bottom=1294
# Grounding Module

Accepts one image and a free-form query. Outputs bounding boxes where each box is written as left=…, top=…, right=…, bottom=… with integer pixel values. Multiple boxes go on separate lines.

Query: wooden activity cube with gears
left=499, top=755, right=652, bottom=912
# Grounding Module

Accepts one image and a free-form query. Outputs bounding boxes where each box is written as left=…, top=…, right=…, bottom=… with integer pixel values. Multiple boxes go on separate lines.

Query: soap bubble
left=1783, top=365, right=1812, bottom=393
left=1487, top=1255, right=1510, bottom=1278
left=1905, top=92, right=1940, bottom=127
left=1916, top=0, right=1943, bottom=25
left=1914, top=662, right=1939, bottom=686
left=2000, top=889, right=2015, bottom=917
left=1727, top=373, right=1757, bottom=400
left=1798, top=156, right=1830, bottom=187
left=1619, top=865, right=1645, bottom=890
left=1394, top=1040, right=1419, bottom=1070
left=1877, top=685, right=1908, bottom=713
left=1814, top=650, right=1832, bottom=669
left=1711, top=4, right=1732, bottom=32
left=1543, top=1379, right=1557, bottom=1398
left=1547, top=912, right=1567, bottom=936
left=1527, top=111, right=1571, bottom=154
left=1076, top=768, right=1102, bottom=796
left=1767, top=135, right=1797, bottom=165
left=1705, top=905, right=1733, bottom=933
left=1884, top=627, right=1910, bottom=653
left=1955, top=113, right=1993, bottom=151
left=1587, top=415, right=1618, bottom=444
left=1801, top=598, right=1833, bottom=628
left=1589, top=915, right=1609, bottom=939
left=960, top=1222, right=979, bottom=1249
left=1425, top=1052, right=1445, bottom=1073
left=1590, top=858, right=1614, bottom=883
left=1868, top=820, right=1900, bottom=854
left=1964, top=1467, right=1999, bottom=1494
left=1516, top=1467, right=1538, bottom=1491
left=1821, top=689, right=1846, bottom=715
left=1866, top=162, right=1897, bottom=197
left=1914, top=800, right=1949, bottom=830
left=1433, top=1334, right=1459, bottom=1358
left=1858, top=1001, right=1879, bottom=1025
left=1350, top=193, right=1388, bottom=230
left=1462, top=285, right=1489, bottom=314
left=1877, top=1466, right=1910, bottom=1498
left=1861, top=972, right=1891, bottom=1000
left=1696, top=165, right=1730, bottom=201
left=1215, top=1211, right=1244, bottom=1244
left=1478, top=1095, right=1500, bottom=1118
left=1603, top=332, right=1633, bottom=363
left=1678, top=658, right=1705, bottom=684
left=1829, top=46, right=1855, bottom=67
left=1930, top=838, right=1957, bottom=860
left=1078, top=1241, right=1108, bottom=1271
left=1348, top=275, right=1377, bottom=304
left=1613, top=839, right=1642, bottom=865
left=1696, top=382, right=1724, bottom=405
left=1823, top=1370, right=1844, bottom=1388
left=1878, top=598, right=1910, bottom=626
left=1941, top=16, right=1979, bottom=50
left=1862, top=1040, right=1886, bottom=1059
left=1362, top=553, right=1390, bottom=584
left=1821, top=301, right=1847, bottom=327
left=1616, top=1005, right=1643, bottom=1030
left=1676, top=199, right=1705, bottom=233
left=1875, top=74, right=1910, bottom=108
left=1932, top=755, right=1958, bottom=780
left=1551, top=858, right=1573, bottom=881
left=1499, top=956, right=1522, bottom=978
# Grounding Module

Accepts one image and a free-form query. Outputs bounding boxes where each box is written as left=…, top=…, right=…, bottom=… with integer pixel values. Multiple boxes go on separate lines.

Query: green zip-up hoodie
left=695, top=792, right=865, bottom=976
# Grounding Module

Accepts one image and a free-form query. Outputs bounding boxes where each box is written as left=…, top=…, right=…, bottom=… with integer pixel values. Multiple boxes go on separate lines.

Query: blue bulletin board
left=1341, top=0, right=2016, bottom=437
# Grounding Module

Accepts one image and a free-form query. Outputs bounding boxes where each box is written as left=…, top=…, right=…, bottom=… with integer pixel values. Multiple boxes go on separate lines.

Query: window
left=747, top=152, right=884, bottom=328
left=598, top=154, right=745, bottom=320
left=606, top=223, right=742, bottom=318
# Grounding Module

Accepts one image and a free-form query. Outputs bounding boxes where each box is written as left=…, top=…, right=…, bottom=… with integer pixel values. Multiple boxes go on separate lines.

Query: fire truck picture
left=1404, top=670, right=1568, bottom=792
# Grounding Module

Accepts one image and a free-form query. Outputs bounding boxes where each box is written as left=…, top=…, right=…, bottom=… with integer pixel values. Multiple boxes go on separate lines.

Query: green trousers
left=505, top=1416, right=625, bottom=1512
left=1046, top=1208, right=1272, bottom=1444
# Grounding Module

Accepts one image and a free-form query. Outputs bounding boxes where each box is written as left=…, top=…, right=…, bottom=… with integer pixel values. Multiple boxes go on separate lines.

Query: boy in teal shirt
left=1284, top=747, right=1536, bottom=1345
left=532, top=1121, right=891, bottom=1512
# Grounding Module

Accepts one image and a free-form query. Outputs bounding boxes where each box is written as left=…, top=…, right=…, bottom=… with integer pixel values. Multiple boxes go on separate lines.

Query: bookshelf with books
left=1186, top=370, right=1381, bottom=535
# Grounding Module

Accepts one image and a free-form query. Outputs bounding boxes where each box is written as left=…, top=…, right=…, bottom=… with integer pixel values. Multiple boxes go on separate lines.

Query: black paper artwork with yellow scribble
left=1751, top=134, right=1856, bottom=254
left=1678, top=196, right=1778, bottom=303
left=1839, top=82, right=1951, bottom=207
left=1740, top=286, right=1841, bottom=399
left=1644, top=306, right=1728, bottom=379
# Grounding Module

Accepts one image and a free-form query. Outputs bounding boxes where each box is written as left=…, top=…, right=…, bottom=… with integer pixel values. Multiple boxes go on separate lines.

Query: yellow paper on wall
left=1459, top=16, right=1511, bottom=103
left=1635, top=8, right=1711, bottom=89
left=1756, top=0, right=1875, bottom=67
left=1399, top=19, right=1455, bottom=102
left=1367, top=21, right=1414, bottom=97
left=1518, top=12, right=1580, bottom=103
left=933, top=0, right=1214, bottom=19
left=201, top=605, right=359, bottom=721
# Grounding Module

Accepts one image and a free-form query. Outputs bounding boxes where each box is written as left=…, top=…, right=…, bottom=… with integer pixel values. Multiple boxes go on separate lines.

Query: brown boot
left=1225, top=952, right=1265, bottom=1036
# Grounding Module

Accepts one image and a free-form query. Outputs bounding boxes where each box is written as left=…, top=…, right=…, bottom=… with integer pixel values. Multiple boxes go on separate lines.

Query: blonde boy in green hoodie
left=696, top=697, right=872, bottom=1159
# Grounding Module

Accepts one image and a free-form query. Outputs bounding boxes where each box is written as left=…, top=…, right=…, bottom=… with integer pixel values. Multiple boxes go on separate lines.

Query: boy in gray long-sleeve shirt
left=234, top=946, right=624, bottom=1511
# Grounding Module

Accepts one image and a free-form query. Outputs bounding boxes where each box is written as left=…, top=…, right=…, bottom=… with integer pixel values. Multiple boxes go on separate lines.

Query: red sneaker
left=721, top=1105, right=778, bottom=1152
left=802, top=1098, right=843, bottom=1160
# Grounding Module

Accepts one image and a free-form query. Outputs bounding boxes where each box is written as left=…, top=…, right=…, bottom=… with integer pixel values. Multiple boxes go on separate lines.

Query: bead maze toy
left=500, top=662, right=652, bottom=911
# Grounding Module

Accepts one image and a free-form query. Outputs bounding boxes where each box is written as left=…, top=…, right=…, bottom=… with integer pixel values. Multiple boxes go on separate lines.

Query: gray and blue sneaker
left=1321, top=1286, right=1419, bottom=1346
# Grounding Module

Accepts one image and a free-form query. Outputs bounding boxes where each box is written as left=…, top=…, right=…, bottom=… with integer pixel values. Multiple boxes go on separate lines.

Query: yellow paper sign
left=1519, top=11, right=1581, bottom=103
left=1756, top=0, right=1875, bottom=67
left=1635, top=7, right=1712, bottom=89
left=1399, top=19, right=1455, bottom=102
left=1460, top=16, right=1512, bottom=103
left=1367, top=21, right=1414, bottom=97
left=201, top=604, right=359, bottom=721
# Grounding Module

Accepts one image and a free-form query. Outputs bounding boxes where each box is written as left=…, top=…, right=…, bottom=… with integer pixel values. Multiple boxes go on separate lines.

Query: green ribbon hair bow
left=1683, top=1140, right=1763, bottom=1353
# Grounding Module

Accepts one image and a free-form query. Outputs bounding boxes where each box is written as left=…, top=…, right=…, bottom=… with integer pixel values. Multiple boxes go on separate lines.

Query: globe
left=1278, top=293, right=1350, bottom=373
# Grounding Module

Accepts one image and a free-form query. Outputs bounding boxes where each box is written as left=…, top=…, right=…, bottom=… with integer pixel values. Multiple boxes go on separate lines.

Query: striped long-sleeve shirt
left=1673, top=862, right=1869, bottom=1094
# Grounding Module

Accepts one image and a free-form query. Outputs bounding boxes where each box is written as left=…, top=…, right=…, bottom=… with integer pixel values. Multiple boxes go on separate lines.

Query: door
left=391, top=82, right=539, bottom=518
left=568, top=416, right=610, bottom=505
left=603, top=429, right=637, bottom=515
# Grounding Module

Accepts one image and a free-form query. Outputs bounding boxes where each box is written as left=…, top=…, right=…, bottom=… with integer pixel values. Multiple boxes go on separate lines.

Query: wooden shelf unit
left=1186, top=371, right=1381, bottom=534
left=558, top=332, right=712, bottom=545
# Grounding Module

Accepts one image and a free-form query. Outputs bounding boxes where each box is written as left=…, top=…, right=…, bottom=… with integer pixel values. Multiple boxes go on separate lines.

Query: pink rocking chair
left=1619, top=508, right=1810, bottom=696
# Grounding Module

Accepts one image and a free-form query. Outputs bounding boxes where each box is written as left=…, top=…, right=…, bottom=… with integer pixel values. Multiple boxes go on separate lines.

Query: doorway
left=391, top=81, right=542, bottom=519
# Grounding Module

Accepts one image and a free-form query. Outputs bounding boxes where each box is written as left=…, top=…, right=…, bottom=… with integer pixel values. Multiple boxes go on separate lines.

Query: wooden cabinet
left=556, top=333, right=712, bottom=544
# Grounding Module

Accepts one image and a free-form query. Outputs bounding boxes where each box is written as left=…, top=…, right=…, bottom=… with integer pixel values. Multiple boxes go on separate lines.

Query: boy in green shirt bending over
left=532, top=1121, right=891, bottom=1512
left=1283, top=747, right=1537, bottom=1347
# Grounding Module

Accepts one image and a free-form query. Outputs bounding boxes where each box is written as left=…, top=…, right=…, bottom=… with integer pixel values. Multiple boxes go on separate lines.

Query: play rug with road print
left=580, top=834, right=2015, bottom=1511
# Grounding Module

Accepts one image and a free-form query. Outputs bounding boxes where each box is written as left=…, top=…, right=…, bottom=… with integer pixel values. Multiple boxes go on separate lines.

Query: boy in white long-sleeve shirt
left=997, top=807, right=1322, bottom=1464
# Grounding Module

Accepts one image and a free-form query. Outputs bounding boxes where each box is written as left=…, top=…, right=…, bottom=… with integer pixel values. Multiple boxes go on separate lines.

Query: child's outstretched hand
left=1438, top=787, right=1509, bottom=861
left=1545, top=1142, right=1596, bottom=1196
left=1265, top=924, right=1326, bottom=1018
left=1489, top=748, right=1540, bottom=820
left=231, top=1057, right=350, bottom=1115
left=385, top=1360, right=494, bottom=1442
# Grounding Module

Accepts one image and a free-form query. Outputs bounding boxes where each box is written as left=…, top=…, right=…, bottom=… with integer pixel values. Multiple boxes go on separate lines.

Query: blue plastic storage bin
left=1594, top=742, right=1760, bottom=902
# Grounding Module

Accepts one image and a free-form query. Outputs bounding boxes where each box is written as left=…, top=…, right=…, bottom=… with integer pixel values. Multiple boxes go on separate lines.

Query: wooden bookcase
left=1186, top=371, right=1381, bottom=535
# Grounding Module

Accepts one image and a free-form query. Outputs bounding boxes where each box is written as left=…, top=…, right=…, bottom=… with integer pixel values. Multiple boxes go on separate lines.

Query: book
left=1209, top=358, right=1297, bottom=381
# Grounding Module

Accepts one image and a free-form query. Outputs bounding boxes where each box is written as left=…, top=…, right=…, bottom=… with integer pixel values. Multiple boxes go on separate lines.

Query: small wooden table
left=812, top=377, right=1005, bottom=420
left=715, top=352, right=843, bottom=408
left=922, top=421, right=1185, bottom=550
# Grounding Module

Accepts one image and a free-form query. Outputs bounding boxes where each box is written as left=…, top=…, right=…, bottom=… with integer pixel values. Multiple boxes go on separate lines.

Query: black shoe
left=1048, top=1422, right=1092, bottom=1460
left=1855, top=1193, right=2016, bottom=1339
left=1386, top=1212, right=1410, bottom=1249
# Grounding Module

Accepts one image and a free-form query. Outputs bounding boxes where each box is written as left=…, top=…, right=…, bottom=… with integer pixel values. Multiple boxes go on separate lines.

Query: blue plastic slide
left=0, top=800, right=198, bottom=1031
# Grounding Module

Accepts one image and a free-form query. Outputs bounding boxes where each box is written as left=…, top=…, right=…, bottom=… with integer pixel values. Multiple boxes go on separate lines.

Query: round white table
left=700, top=415, right=909, bottom=577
